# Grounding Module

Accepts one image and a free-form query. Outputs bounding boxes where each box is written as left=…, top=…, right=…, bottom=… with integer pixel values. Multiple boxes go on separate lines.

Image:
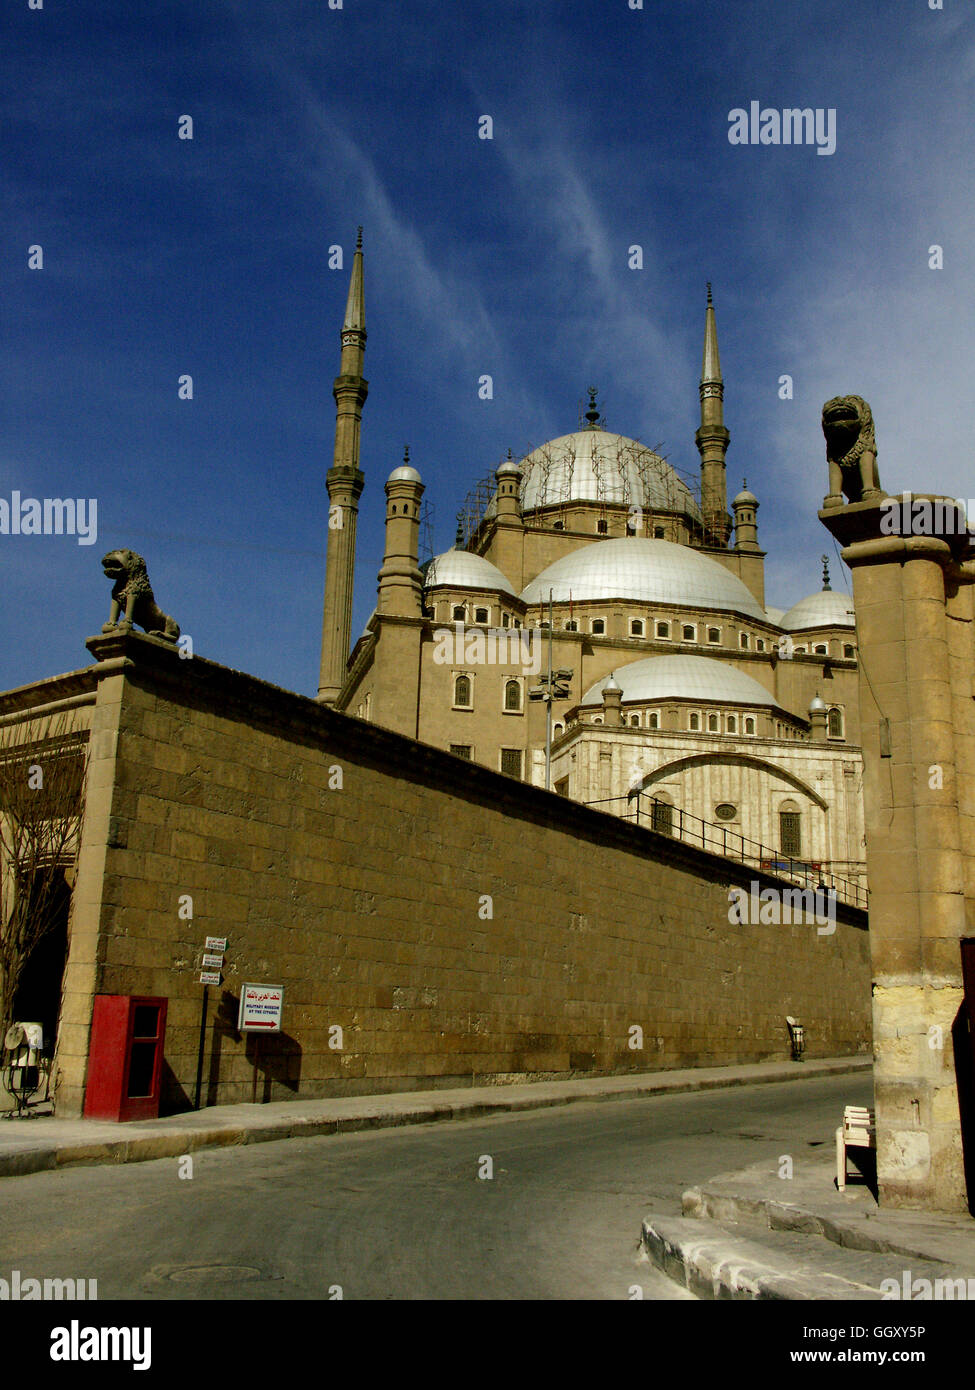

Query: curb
left=0, top=1056, right=871, bottom=1180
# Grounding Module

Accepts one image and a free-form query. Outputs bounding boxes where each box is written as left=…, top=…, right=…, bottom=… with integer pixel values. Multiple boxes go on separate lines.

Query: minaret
left=696, top=284, right=732, bottom=547
left=318, top=229, right=368, bottom=703
left=377, top=448, right=424, bottom=618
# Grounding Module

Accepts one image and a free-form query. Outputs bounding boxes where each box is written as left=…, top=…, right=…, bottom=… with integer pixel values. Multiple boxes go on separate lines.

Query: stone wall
left=54, top=632, right=870, bottom=1117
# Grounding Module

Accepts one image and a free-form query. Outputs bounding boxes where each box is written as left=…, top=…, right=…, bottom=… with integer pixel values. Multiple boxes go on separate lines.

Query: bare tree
left=0, top=714, right=85, bottom=1041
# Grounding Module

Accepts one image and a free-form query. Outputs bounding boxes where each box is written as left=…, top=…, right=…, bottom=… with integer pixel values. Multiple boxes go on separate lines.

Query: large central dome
left=520, top=537, right=767, bottom=620
left=492, top=429, right=702, bottom=521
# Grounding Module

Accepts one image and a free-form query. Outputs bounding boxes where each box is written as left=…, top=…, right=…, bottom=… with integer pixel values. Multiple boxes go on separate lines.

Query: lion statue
left=101, top=549, right=179, bottom=641
left=822, top=395, right=882, bottom=505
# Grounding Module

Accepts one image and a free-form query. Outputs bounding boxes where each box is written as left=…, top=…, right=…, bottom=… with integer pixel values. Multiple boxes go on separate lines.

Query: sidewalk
left=0, top=1054, right=868, bottom=1179
left=642, top=1143, right=975, bottom=1299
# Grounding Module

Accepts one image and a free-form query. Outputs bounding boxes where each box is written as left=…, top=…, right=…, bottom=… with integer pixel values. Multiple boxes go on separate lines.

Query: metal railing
left=584, top=793, right=868, bottom=912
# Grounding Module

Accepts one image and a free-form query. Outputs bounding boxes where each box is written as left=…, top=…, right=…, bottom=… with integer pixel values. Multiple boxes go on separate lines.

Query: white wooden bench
left=836, top=1104, right=875, bottom=1190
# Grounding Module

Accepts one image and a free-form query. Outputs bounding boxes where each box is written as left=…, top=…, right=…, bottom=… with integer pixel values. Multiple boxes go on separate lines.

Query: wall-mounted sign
left=238, top=984, right=284, bottom=1033
left=206, top=937, right=228, bottom=952
left=199, top=971, right=221, bottom=986
left=202, top=953, right=224, bottom=969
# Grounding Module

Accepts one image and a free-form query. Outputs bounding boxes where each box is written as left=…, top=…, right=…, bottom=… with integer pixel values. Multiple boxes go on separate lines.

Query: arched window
left=656, top=621, right=670, bottom=639
left=651, top=798, right=673, bottom=835
left=564, top=620, right=578, bottom=632
left=740, top=632, right=750, bottom=649
left=504, top=679, right=522, bottom=712
left=689, top=712, right=700, bottom=731
left=630, top=619, right=644, bottom=637
left=744, top=717, right=756, bottom=735
left=597, top=519, right=608, bottom=534
left=708, top=627, right=720, bottom=644
left=454, top=675, right=472, bottom=708
left=682, top=624, right=696, bottom=642
left=629, top=714, right=640, bottom=727
left=591, top=619, right=605, bottom=635
left=727, top=715, right=737, bottom=733
left=843, top=644, right=855, bottom=659
left=475, top=607, right=489, bottom=624
left=779, top=803, right=802, bottom=857
left=648, top=712, right=659, bottom=730
left=453, top=605, right=466, bottom=622
left=707, top=713, right=718, bottom=732
left=828, top=707, right=843, bottom=738
left=814, top=643, right=828, bottom=655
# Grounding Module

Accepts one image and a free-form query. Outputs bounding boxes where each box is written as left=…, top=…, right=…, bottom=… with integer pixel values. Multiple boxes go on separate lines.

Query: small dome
left=520, top=537, right=766, bottom=620
left=733, top=487, right=758, bottom=507
left=582, top=654, right=785, bottom=710
left=603, top=673, right=621, bottom=694
left=808, top=693, right=827, bottom=713
left=388, top=464, right=422, bottom=483
left=780, top=589, right=855, bottom=631
left=496, top=458, right=522, bottom=477
left=422, top=549, right=517, bottom=597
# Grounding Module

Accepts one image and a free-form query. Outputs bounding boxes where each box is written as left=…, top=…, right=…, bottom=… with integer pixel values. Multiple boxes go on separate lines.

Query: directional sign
left=199, top=971, right=221, bottom=986
left=205, top=937, right=228, bottom=952
left=238, top=983, right=284, bottom=1033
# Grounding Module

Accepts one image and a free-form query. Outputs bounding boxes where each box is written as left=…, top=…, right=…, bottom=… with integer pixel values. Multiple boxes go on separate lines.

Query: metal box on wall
left=83, top=995, right=168, bottom=1121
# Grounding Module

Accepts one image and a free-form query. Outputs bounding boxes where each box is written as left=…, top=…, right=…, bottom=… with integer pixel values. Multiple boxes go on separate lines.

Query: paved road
left=0, top=1073, right=870, bottom=1300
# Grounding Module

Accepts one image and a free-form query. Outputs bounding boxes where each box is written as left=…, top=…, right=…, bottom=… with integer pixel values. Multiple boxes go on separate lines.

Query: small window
left=553, top=521, right=564, bottom=531
left=653, top=526, right=665, bottom=539
left=475, top=607, right=489, bottom=624
left=500, top=748, right=523, bottom=779
left=726, top=715, right=737, bottom=734
left=794, top=645, right=806, bottom=654
left=689, top=712, right=700, bottom=731
left=591, top=619, right=605, bottom=635
left=740, top=632, right=750, bottom=649
left=502, top=613, right=510, bottom=628
left=453, top=605, right=466, bottom=622
left=553, top=723, right=564, bottom=738
left=715, top=803, right=737, bottom=822
left=843, top=644, right=855, bottom=659
left=450, top=744, right=472, bottom=760
left=828, top=707, right=843, bottom=738
left=540, top=621, right=550, bottom=629
left=656, top=621, right=670, bottom=639
left=629, top=714, right=641, bottom=727
left=756, top=638, right=765, bottom=652
left=707, top=627, right=720, bottom=644
left=454, top=675, right=472, bottom=708
left=814, top=644, right=828, bottom=655
left=592, top=716, right=603, bottom=725
left=780, top=811, right=802, bottom=858
left=652, top=800, right=673, bottom=835
left=504, top=679, right=522, bottom=712
left=682, top=624, right=696, bottom=642
left=630, top=619, right=644, bottom=637
left=597, top=519, right=608, bottom=534
left=707, top=713, right=718, bottom=732
left=564, top=620, right=578, bottom=632
left=744, top=717, right=756, bottom=735
left=554, top=776, right=569, bottom=796
left=514, top=619, right=522, bottom=629
left=648, top=712, right=659, bottom=730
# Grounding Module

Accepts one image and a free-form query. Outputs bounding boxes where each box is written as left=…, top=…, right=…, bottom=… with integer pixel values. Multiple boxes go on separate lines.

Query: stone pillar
left=820, top=496, right=975, bottom=1210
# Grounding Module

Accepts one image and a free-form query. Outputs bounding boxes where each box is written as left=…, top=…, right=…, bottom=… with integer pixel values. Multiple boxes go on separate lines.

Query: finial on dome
left=707, top=282, right=713, bottom=306
left=455, top=519, right=465, bottom=548
left=403, top=444, right=410, bottom=464
left=822, top=554, right=831, bottom=591
left=585, top=386, right=601, bottom=428
left=356, top=226, right=363, bottom=251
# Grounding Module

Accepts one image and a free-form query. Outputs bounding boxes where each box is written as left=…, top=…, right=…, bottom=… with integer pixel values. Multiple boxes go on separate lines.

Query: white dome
left=388, top=464, right=421, bottom=483
left=485, top=429, right=701, bottom=521
left=520, top=538, right=766, bottom=620
left=780, top=589, right=855, bottom=631
left=764, top=605, right=785, bottom=626
left=423, top=549, right=517, bottom=597
left=582, top=654, right=783, bottom=709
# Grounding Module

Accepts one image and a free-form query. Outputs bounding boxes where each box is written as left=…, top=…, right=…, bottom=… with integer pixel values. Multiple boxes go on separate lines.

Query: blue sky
left=3, top=0, right=972, bottom=695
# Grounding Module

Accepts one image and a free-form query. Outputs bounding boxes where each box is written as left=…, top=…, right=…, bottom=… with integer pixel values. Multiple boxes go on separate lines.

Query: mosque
left=317, top=236, right=866, bottom=892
